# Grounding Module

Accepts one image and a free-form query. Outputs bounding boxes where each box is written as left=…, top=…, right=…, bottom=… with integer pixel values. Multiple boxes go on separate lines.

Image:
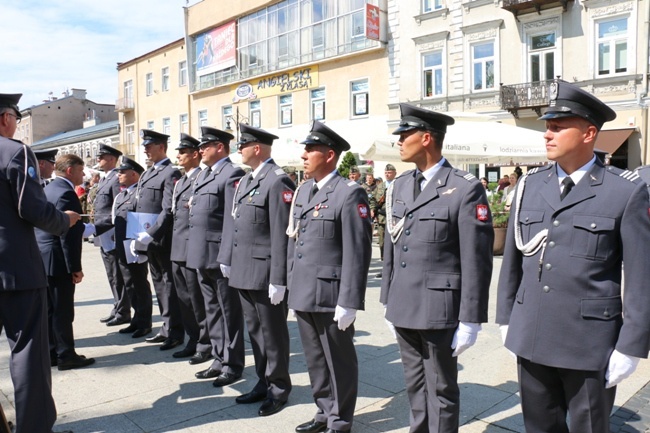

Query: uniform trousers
left=47, top=275, right=77, bottom=359
left=238, top=289, right=291, bottom=401
left=0, top=288, right=56, bottom=433
left=517, top=357, right=615, bottom=433
left=147, top=245, right=184, bottom=341
left=100, top=247, right=130, bottom=320
left=197, top=268, right=244, bottom=375
left=117, top=260, right=152, bottom=330
left=171, top=262, right=211, bottom=353
left=295, top=311, right=357, bottom=432
left=395, top=326, right=459, bottom=433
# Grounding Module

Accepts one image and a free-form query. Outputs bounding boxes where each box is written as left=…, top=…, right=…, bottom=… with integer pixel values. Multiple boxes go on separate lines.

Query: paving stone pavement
left=0, top=243, right=648, bottom=432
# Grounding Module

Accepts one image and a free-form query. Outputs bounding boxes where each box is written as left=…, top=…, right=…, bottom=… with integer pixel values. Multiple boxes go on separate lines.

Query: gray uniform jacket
left=223, top=161, right=295, bottom=290
left=113, top=187, right=139, bottom=262
left=380, top=162, right=494, bottom=329
left=496, top=161, right=650, bottom=370
left=170, top=168, right=201, bottom=263
left=93, top=169, right=121, bottom=235
left=287, top=175, right=372, bottom=312
left=0, top=137, right=69, bottom=290
left=134, top=159, right=181, bottom=249
left=186, top=158, right=244, bottom=270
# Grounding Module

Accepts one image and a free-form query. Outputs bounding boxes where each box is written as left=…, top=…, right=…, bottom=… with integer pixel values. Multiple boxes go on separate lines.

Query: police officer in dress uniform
left=132, top=130, right=185, bottom=351
left=186, top=127, right=246, bottom=387
left=380, top=103, right=494, bottom=433
left=169, top=134, right=213, bottom=362
left=496, top=80, right=650, bottom=433
left=114, top=157, right=154, bottom=338
left=219, top=124, right=294, bottom=416
left=92, top=144, right=132, bottom=326
left=36, top=154, right=96, bottom=371
left=34, top=148, right=58, bottom=187
left=0, top=93, right=78, bottom=433
left=287, top=121, right=372, bottom=433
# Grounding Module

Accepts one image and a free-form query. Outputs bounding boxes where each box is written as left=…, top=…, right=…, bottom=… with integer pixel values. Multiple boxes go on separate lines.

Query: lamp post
left=225, top=106, right=249, bottom=143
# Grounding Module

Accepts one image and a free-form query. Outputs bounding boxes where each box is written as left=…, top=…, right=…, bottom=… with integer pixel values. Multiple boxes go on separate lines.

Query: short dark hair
left=55, top=154, right=84, bottom=174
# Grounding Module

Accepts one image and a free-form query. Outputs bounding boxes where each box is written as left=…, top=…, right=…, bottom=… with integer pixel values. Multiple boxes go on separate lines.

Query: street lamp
left=224, top=106, right=249, bottom=142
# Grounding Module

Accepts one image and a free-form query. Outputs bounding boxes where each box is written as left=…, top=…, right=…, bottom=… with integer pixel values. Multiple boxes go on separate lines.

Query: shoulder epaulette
left=347, top=180, right=358, bottom=187
left=274, top=168, right=286, bottom=176
left=617, top=168, right=640, bottom=182
left=452, top=169, right=477, bottom=182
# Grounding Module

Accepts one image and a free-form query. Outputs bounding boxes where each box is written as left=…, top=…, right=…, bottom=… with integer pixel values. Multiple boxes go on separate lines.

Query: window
left=179, top=114, right=189, bottom=133
left=179, top=61, right=187, bottom=87
left=310, top=88, right=326, bottom=121
left=145, top=73, right=153, bottom=96
left=423, top=51, right=443, bottom=97
left=350, top=79, right=369, bottom=117
left=223, top=106, right=233, bottom=131
left=249, top=100, right=261, bottom=128
left=146, top=121, right=155, bottom=130
left=472, top=42, right=495, bottom=91
left=423, top=0, right=443, bottom=13
left=597, top=17, right=628, bottom=76
left=162, top=67, right=170, bottom=92
left=123, top=80, right=133, bottom=102
left=528, top=32, right=556, bottom=82
left=198, top=110, right=208, bottom=133
left=126, top=125, right=135, bottom=156
left=162, top=117, right=171, bottom=136
left=279, top=94, right=293, bottom=126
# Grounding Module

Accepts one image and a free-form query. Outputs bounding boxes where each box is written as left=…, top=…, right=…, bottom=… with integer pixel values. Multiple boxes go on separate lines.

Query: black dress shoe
left=295, top=419, right=327, bottom=433
left=131, top=327, right=152, bottom=338
left=58, top=354, right=95, bottom=371
left=106, top=317, right=131, bottom=327
left=235, top=389, right=267, bottom=404
left=160, top=338, right=182, bottom=351
left=212, top=371, right=241, bottom=387
left=172, top=347, right=195, bottom=358
left=258, top=398, right=287, bottom=416
left=119, top=324, right=138, bottom=334
left=99, top=315, right=114, bottom=323
left=145, top=333, right=166, bottom=343
left=189, top=351, right=213, bottom=365
left=195, top=367, right=221, bottom=379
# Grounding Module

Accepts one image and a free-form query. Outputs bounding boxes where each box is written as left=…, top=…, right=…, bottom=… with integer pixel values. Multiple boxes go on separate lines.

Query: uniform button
left=298, top=253, right=303, bottom=259
left=590, top=223, right=597, bottom=229
left=332, top=273, right=337, bottom=277
left=431, top=212, right=435, bottom=216
left=603, top=309, right=610, bottom=318
left=234, top=243, right=237, bottom=247
left=553, top=220, right=559, bottom=227
left=299, top=241, right=304, bottom=246
left=234, top=229, right=238, bottom=232
left=548, top=241, right=555, bottom=248
left=236, top=213, right=240, bottom=218
left=301, top=227, right=306, bottom=233
left=400, top=262, right=406, bottom=268
left=446, top=281, right=451, bottom=288
left=408, top=213, right=413, bottom=219
left=405, top=229, right=411, bottom=236
left=302, top=215, right=306, bottom=220
left=545, top=263, right=552, bottom=270
left=543, top=286, right=550, bottom=292
left=402, top=246, right=408, bottom=252
left=525, top=217, right=529, bottom=222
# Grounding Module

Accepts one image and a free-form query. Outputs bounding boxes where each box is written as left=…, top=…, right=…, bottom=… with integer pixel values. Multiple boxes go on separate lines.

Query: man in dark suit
left=170, top=133, right=212, bottom=362
left=287, top=121, right=372, bottom=433
left=219, top=124, right=294, bottom=416
left=0, top=92, right=79, bottom=433
left=36, top=154, right=96, bottom=371
left=497, top=80, right=650, bottom=433
left=33, top=148, right=57, bottom=187
left=186, top=126, right=246, bottom=388
left=114, top=157, right=154, bottom=339
left=92, top=144, right=131, bottom=326
left=380, top=104, right=494, bottom=432
left=133, top=129, right=184, bottom=351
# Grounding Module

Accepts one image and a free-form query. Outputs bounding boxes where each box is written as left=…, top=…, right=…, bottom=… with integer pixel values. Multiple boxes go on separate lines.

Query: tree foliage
left=337, top=151, right=358, bottom=179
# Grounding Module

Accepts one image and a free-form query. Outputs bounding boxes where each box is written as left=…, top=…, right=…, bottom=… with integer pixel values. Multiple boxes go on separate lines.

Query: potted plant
left=488, top=191, right=509, bottom=255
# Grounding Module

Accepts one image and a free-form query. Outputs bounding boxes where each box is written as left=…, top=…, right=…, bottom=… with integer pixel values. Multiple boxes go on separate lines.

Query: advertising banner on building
left=195, top=21, right=236, bottom=77
left=365, top=4, right=380, bottom=41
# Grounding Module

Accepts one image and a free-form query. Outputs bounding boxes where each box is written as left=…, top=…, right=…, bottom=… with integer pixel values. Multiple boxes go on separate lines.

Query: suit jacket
left=134, top=159, right=181, bottom=249
left=93, top=169, right=121, bottom=235
left=496, top=160, right=650, bottom=370
left=380, top=162, right=494, bottom=330
left=170, top=167, right=201, bottom=263
left=186, top=158, right=244, bottom=270
left=222, top=160, right=295, bottom=290
left=287, top=174, right=372, bottom=312
left=35, top=177, right=84, bottom=277
left=113, top=186, right=138, bottom=263
left=0, top=137, right=69, bottom=290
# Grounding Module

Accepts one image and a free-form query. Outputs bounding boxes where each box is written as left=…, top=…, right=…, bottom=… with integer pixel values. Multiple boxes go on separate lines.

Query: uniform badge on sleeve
left=358, top=204, right=369, bottom=218
left=282, top=190, right=294, bottom=203
left=28, top=166, right=37, bottom=179
left=476, top=204, right=489, bottom=222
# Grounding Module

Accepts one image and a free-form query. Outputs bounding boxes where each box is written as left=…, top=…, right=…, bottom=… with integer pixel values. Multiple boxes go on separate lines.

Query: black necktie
left=413, top=172, right=425, bottom=200
left=309, top=184, right=319, bottom=201
left=560, top=177, right=574, bottom=200
left=246, top=174, right=253, bottom=187
left=203, top=167, right=212, bottom=181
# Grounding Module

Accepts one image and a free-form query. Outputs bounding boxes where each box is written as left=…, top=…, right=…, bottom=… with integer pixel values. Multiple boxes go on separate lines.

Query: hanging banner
left=195, top=21, right=237, bottom=77
left=365, top=4, right=380, bottom=41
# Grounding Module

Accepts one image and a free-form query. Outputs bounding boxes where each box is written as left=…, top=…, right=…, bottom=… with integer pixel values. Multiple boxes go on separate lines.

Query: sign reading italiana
left=232, top=66, right=319, bottom=102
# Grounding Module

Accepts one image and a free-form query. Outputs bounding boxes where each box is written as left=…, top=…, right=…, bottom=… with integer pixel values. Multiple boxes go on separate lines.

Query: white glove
left=136, top=231, right=154, bottom=246
left=219, top=264, right=231, bottom=278
left=605, top=349, right=640, bottom=389
left=383, top=304, right=396, bottom=338
left=82, top=223, right=96, bottom=238
left=129, top=239, right=138, bottom=257
left=333, top=305, right=357, bottom=331
left=268, top=284, right=286, bottom=305
left=451, top=322, right=481, bottom=357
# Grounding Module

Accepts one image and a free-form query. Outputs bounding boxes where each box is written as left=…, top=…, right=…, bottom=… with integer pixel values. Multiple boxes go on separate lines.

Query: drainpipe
left=642, top=0, right=650, bottom=164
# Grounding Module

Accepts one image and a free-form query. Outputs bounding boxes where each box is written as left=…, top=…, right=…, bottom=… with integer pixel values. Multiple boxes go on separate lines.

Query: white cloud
left=0, top=1, right=192, bottom=108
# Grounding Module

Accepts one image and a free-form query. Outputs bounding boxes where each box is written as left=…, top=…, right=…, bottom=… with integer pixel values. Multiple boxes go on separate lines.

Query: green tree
left=337, top=151, right=358, bottom=179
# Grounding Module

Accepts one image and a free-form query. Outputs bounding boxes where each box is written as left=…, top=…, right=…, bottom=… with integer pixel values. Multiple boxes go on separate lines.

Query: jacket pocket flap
left=419, top=207, right=449, bottom=221
left=317, top=265, right=342, bottom=280
left=518, top=210, right=545, bottom=225
left=573, top=215, right=615, bottom=232
left=252, top=245, right=270, bottom=259
left=581, top=296, right=622, bottom=320
left=391, top=201, right=407, bottom=218
left=426, top=271, right=461, bottom=290
left=205, top=230, right=222, bottom=242
left=314, top=208, right=335, bottom=221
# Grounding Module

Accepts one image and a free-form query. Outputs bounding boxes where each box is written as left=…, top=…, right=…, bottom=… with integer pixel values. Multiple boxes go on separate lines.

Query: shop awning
left=594, top=128, right=635, bottom=155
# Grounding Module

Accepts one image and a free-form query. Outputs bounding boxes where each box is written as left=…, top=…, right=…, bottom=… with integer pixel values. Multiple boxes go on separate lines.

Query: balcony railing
left=500, top=79, right=554, bottom=118
left=502, top=0, right=572, bottom=15
left=115, top=98, right=135, bottom=113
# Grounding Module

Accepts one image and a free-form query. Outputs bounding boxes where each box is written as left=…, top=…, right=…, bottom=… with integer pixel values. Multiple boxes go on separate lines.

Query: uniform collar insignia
left=442, top=187, right=457, bottom=195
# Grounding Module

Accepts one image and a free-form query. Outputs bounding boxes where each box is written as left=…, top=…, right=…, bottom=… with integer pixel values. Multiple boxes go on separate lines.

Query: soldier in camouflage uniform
left=372, top=164, right=396, bottom=278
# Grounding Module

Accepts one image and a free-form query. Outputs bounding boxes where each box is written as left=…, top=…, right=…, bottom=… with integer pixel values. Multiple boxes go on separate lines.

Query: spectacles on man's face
left=4, top=112, right=21, bottom=124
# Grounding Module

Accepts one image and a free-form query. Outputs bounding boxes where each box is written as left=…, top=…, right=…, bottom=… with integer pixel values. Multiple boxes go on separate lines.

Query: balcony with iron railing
left=500, top=79, right=554, bottom=118
left=501, top=0, right=572, bottom=16
left=115, top=97, right=135, bottom=113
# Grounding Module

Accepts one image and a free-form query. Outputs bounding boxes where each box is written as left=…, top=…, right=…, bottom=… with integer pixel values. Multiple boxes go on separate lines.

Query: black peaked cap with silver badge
left=33, top=148, right=58, bottom=163
left=392, top=103, right=455, bottom=135
left=98, top=144, right=123, bottom=158
left=117, top=156, right=145, bottom=175
left=540, top=79, right=616, bottom=130
left=176, top=133, right=200, bottom=150
left=199, top=127, right=234, bottom=146
left=140, top=129, right=169, bottom=146
left=0, top=93, right=22, bottom=118
left=301, top=120, right=351, bottom=153
left=237, top=124, right=279, bottom=147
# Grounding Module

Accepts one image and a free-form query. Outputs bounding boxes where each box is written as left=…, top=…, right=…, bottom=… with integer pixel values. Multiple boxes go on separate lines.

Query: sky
left=0, top=1, right=194, bottom=109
